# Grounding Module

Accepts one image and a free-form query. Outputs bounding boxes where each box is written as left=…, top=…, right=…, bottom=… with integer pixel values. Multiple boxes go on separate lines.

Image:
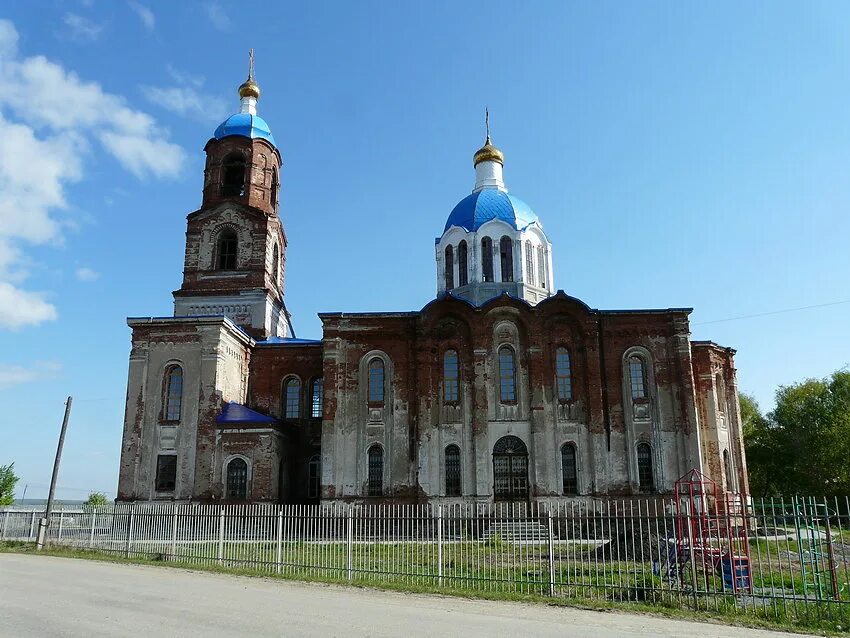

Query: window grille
left=637, top=443, right=654, bottom=493
left=555, top=347, right=572, bottom=401
left=561, top=444, right=577, bottom=495
left=155, top=455, right=176, bottom=492
left=537, top=245, right=546, bottom=288
left=443, top=350, right=459, bottom=403
left=283, top=378, right=301, bottom=419
left=498, top=346, right=517, bottom=403
left=217, top=230, right=238, bottom=270
left=367, top=445, right=383, bottom=496
left=368, top=359, right=384, bottom=404
left=628, top=356, right=647, bottom=399
left=445, top=445, right=461, bottom=496
left=311, top=378, right=323, bottom=418
left=163, top=365, right=183, bottom=422
left=226, top=458, right=248, bottom=500
left=525, top=240, right=535, bottom=287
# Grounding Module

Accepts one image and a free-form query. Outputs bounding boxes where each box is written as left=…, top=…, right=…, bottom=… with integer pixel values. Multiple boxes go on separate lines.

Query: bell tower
left=172, top=52, right=293, bottom=339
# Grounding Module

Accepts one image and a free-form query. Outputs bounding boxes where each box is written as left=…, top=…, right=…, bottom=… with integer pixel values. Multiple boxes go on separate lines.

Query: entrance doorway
left=493, top=435, right=529, bottom=501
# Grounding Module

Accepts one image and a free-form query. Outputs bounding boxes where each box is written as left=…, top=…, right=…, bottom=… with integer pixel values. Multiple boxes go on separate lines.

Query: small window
left=628, top=356, right=647, bottom=400
left=498, top=345, right=517, bottom=403
left=525, top=240, right=535, bottom=287
left=311, top=378, right=323, bottom=418
left=272, top=244, right=279, bottom=287
left=367, top=445, right=383, bottom=496
left=226, top=458, right=248, bottom=500
left=445, top=444, right=461, bottom=496
left=155, top=455, right=177, bottom=492
left=481, top=237, right=494, bottom=282
left=221, top=153, right=246, bottom=197
left=368, top=358, right=384, bottom=404
left=443, top=350, right=459, bottom=403
left=637, top=443, right=654, bottom=493
left=458, top=240, right=468, bottom=286
left=537, top=246, right=546, bottom=288
left=271, top=166, right=279, bottom=209
left=163, top=365, right=183, bottom=422
left=500, top=236, right=513, bottom=282
left=444, top=245, right=454, bottom=291
left=307, top=455, right=320, bottom=499
left=555, top=347, right=573, bottom=401
left=216, top=229, right=238, bottom=270
left=283, top=377, right=301, bottom=419
left=561, top=444, right=577, bottom=495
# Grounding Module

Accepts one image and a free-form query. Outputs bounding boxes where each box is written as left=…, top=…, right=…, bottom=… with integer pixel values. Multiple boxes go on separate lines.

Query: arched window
left=555, top=347, right=573, bottom=401
left=628, top=355, right=648, bottom=400
left=311, top=378, right=323, bottom=418
left=271, top=166, right=279, bottom=209
left=216, top=229, right=238, bottom=270
left=525, top=240, right=535, bottom=287
left=272, top=244, right=279, bottom=287
left=226, top=458, right=248, bottom=500
left=561, top=443, right=578, bottom=495
left=458, top=240, right=468, bottom=286
left=481, top=237, right=494, bottom=282
left=637, top=443, right=654, bottom=493
left=537, top=246, right=547, bottom=288
left=498, top=346, right=517, bottom=403
left=221, top=153, right=246, bottom=197
left=445, top=444, right=461, bottom=496
left=163, top=365, right=183, bottom=422
left=367, top=358, right=385, bottom=404
left=283, top=377, right=301, bottom=419
left=443, top=349, right=459, bottom=403
left=499, top=236, right=513, bottom=282
left=715, top=373, right=726, bottom=414
left=444, top=245, right=454, bottom=291
left=367, top=445, right=383, bottom=496
left=307, top=455, right=320, bottom=499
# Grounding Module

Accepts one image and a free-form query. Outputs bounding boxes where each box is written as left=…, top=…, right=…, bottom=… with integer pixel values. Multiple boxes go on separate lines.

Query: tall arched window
left=458, top=240, right=468, bottom=286
left=628, top=356, right=648, bottom=399
left=443, top=349, right=459, bottom=403
left=555, top=347, right=573, bottom=401
left=221, top=153, right=246, bottom=197
left=498, top=346, right=517, bottom=403
left=283, top=377, right=301, bottom=419
left=637, top=443, right=654, bottom=493
left=367, top=358, right=385, bottom=404
left=499, top=236, right=514, bottom=282
left=481, top=237, right=494, bottom=282
left=272, top=244, right=279, bottom=287
left=367, top=445, right=383, bottom=496
left=525, top=240, right=535, bottom=287
left=307, top=455, right=320, bottom=499
left=444, top=245, right=454, bottom=291
left=311, top=378, right=323, bottom=418
left=271, top=166, right=279, bottom=209
left=445, top=444, right=461, bottom=496
left=561, top=443, right=578, bottom=495
left=226, top=458, right=248, bottom=500
left=216, top=229, right=238, bottom=270
left=163, top=365, right=183, bottom=422
left=537, top=245, right=546, bottom=288
left=716, top=373, right=726, bottom=414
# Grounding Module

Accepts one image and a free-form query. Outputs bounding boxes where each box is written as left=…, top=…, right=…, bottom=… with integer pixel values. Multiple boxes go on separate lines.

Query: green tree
left=84, top=492, right=108, bottom=507
left=0, top=463, right=20, bottom=506
left=739, top=393, right=782, bottom=497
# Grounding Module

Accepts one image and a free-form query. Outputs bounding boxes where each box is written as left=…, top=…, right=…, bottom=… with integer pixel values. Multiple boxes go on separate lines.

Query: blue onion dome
left=214, top=113, right=276, bottom=146
left=444, top=189, right=539, bottom=232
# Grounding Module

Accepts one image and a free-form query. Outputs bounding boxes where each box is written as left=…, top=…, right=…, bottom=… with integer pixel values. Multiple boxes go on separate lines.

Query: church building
left=117, top=62, right=749, bottom=505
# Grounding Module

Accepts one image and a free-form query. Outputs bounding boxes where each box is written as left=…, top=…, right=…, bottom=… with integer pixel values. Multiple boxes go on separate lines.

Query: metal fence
left=2, top=497, right=849, bottom=623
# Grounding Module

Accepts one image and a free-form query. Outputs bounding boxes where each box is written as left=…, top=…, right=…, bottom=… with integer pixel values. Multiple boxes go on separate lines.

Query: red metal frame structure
left=673, top=469, right=752, bottom=594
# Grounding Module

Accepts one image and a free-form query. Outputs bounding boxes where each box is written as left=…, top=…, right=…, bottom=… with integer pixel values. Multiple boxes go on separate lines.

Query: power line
left=693, top=299, right=850, bottom=326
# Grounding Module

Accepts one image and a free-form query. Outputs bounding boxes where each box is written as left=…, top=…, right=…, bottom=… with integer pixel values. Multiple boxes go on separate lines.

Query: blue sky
left=1, top=1, right=848, bottom=500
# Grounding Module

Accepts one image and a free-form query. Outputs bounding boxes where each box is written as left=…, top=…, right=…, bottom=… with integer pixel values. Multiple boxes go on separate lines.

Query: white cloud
left=0, top=282, right=57, bottom=330
left=0, top=19, right=186, bottom=330
left=141, top=84, right=227, bottom=122
left=205, top=3, right=230, bottom=30
left=128, top=2, right=155, bottom=31
left=75, top=267, right=99, bottom=281
left=63, top=13, right=103, bottom=42
left=0, top=360, right=61, bottom=389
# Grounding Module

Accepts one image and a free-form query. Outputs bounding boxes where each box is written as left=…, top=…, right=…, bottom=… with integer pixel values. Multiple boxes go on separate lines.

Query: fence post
left=346, top=506, right=353, bottom=581
left=217, top=506, right=225, bottom=565
left=125, top=504, right=135, bottom=558
left=437, top=504, right=443, bottom=587
left=29, top=511, right=36, bottom=540
left=88, top=510, right=96, bottom=549
left=170, top=504, right=178, bottom=561
left=276, top=507, right=283, bottom=575
left=57, top=510, right=64, bottom=543
left=547, top=508, right=555, bottom=597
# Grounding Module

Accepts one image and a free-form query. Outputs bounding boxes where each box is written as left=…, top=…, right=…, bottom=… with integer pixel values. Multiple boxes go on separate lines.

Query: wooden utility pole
left=36, top=397, right=73, bottom=550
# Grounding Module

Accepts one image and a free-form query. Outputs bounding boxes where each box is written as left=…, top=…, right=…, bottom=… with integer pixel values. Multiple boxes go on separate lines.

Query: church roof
left=213, top=113, right=276, bottom=146
left=216, top=402, right=277, bottom=424
left=444, top=189, right=539, bottom=232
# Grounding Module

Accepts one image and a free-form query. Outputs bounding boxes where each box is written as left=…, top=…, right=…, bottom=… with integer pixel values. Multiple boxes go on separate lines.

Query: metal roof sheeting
left=216, top=402, right=277, bottom=424
left=213, top=113, right=276, bottom=146
left=444, top=189, right=539, bottom=233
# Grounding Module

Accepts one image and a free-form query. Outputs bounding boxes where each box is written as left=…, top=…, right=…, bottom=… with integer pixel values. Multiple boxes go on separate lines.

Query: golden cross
left=248, top=48, right=255, bottom=80
left=485, top=107, right=490, bottom=143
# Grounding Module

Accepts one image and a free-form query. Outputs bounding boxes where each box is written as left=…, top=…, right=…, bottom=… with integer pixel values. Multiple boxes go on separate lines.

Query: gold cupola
left=238, top=48, right=261, bottom=100
left=473, top=109, right=504, bottom=166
